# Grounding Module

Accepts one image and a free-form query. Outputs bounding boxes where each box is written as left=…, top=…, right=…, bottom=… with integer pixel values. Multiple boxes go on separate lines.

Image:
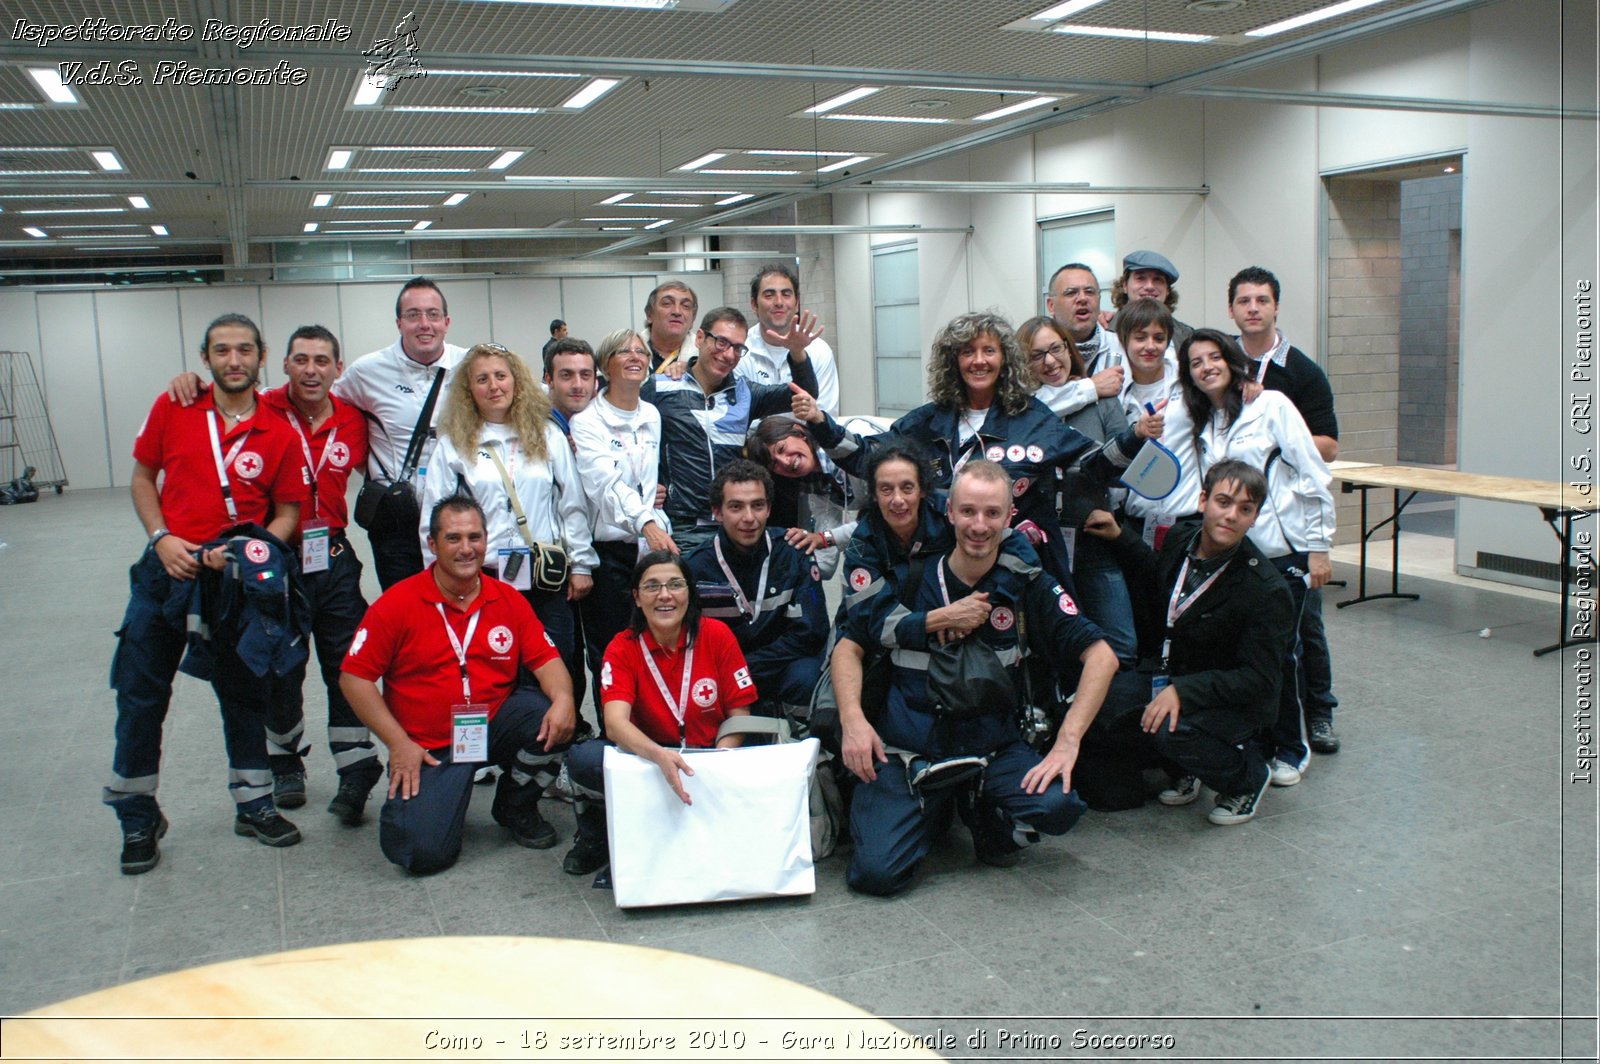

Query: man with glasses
left=644, top=307, right=819, bottom=554
left=1047, top=263, right=1126, bottom=407
left=335, top=277, right=467, bottom=589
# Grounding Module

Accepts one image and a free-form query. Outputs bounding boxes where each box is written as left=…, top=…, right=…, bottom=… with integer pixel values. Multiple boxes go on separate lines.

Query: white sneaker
left=1268, top=758, right=1302, bottom=787
left=1158, top=775, right=1202, bottom=806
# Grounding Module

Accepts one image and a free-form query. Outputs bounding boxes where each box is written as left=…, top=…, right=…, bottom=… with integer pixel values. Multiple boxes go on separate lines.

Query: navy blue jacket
left=686, top=527, right=828, bottom=678
left=180, top=525, right=311, bottom=682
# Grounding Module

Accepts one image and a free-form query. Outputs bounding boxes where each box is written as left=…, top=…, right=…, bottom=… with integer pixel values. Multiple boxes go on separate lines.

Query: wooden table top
left=1332, top=462, right=1582, bottom=511
left=9, top=936, right=945, bottom=1061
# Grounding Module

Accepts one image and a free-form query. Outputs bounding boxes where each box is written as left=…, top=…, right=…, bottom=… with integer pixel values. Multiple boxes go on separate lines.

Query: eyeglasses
left=639, top=579, right=689, bottom=594
left=1056, top=286, right=1098, bottom=299
left=400, top=309, right=446, bottom=323
left=1028, top=341, right=1069, bottom=365
left=706, top=333, right=749, bottom=358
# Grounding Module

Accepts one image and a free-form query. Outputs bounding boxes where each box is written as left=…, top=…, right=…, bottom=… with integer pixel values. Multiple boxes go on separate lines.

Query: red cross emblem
left=234, top=451, right=264, bottom=479
left=849, top=568, right=872, bottom=592
left=692, top=678, right=718, bottom=707
left=487, top=625, right=513, bottom=654
left=327, top=442, right=351, bottom=468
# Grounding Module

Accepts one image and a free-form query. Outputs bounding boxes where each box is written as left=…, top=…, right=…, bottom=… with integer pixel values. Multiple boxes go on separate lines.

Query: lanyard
left=1161, top=554, right=1229, bottom=668
left=205, top=412, right=251, bottom=524
left=284, top=409, right=338, bottom=519
left=935, top=561, right=955, bottom=606
left=712, top=534, right=771, bottom=624
left=1252, top=333, right=1286, bottom=383
left=434, top=603, right=482, bottom=702
left=639, top=634, right=694, bottom=747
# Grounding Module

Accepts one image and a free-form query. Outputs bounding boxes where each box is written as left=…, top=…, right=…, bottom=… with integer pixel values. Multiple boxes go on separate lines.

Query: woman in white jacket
left=420, top=343, right=598, bottom=702
left=1177, top=328, right=1335, bottom=787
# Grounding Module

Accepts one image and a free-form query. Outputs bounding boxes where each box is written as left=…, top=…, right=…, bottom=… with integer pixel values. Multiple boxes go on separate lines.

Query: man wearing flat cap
left=1110, top=251, right=1194, bottom=353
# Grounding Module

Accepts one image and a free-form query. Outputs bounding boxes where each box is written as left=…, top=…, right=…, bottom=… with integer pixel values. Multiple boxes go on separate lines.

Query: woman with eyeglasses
left=558, top=550, right=757, bottom=877
left=419, top=343, right=598, bottom=705
left=570, top=329, right=677, bottom=716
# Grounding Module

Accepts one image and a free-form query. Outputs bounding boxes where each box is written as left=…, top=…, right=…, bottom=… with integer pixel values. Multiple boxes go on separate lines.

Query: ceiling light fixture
left=23, top=228, right=48, bottom=237
left=582, top=216, right=662, bottom=222
left=600, top=193, right=632, bottom=204
left=487, top=150, right=526, bottom=170
left=742, top=149, right=861, bottom=157
left=351, top=77, right=384, bottom=107
left=338, top=204, right=437, bottom=210
left=128, top=195, right=151, bottom=209
left=26, top=68, right=78, bottom=105
left=391, top=105, right=545, bottom=115
left=804, top=87, right=879, bottom=114
left=715, top=193, right=755, bottom=205
left=698, top=168, right=801, bottom=176
left=327, top=149, right=353, bottom=170
left=18, top=207, right=126, bottom=215
left=647, top=190, right=738, bottom=196
left=1247, top=0, right=1387, bottom=36
left=619, top=202, right=708, bottom=208
left=412, top=220, right=433, bottom=230
left=972, top=96, right=1058, bottom=121
left=443, top=193, right=470, bottom=206
left=678, top=152, right=728, bottom=171
left=1052, top=24, right=1216, bottom=41
left=357, top=168, right=477, bottom=174
left=815, top=155, right=871, bottom=173
left=150, top=224, right=168, bottom=235
left=0, top=170, right=91, bottom=176
left=91, top=150, right=125, bottom=171
left=1030, top=0, right=1112, bottom=19
left=562, top=78, right=621, bottom=109
left=303, top=223, right=320, bottom=232
left=819, top=114, right=953, bottom=125
left=644, top=219, right=673, bottom=229
left=367, top=145, right=500, bottom=152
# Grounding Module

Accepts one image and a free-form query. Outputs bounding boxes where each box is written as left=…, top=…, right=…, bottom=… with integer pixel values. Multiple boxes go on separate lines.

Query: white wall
left=1, top=271, right=718, bottom=492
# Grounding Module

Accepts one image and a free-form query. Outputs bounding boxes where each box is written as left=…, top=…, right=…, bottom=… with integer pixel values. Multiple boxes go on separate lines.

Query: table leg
left=1534, top=508, right=1594, bottom=657
left=1338, top=487, right=1422, bottom=609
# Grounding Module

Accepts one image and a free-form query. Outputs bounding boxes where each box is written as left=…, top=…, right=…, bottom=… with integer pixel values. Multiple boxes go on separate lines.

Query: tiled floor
left=1, top=489, right=1594, bottom=1061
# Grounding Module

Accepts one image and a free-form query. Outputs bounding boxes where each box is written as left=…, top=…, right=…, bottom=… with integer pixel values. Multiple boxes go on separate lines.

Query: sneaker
left=1209, top=769, right=1271, bottom=826
left=1268, top=758, right=1303, bottom=787
left=562, top=834, right=609, bottom=876
left=473, top=766, right=498, bottom=786
left=506, top=806, right=558, bottom=850
left=273, top=772, right=307, bottom=809
left=1309, top=719, right=1342, bottom=754
left=326, top=777, right=373, bottom=826
left=1158, top=774, right=1202, bottom=806
left=234, top=806, right=303, bottom=847
left=120, top=815, right=169, bottom=875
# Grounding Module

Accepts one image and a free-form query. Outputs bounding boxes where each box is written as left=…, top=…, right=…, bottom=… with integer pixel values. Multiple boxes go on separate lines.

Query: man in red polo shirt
left=255, top=325, right=386, bottom=825
left=341, top=497, right=579, bottom=874
left=110, top=313, right=306, bottom=874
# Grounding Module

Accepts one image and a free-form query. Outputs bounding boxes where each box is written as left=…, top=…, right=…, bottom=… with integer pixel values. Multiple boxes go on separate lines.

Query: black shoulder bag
left=354, top=366, right=447, bottom=532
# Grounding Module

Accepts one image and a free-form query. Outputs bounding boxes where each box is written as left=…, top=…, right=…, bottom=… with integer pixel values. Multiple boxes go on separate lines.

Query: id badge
left=451, top=705, right=490, bottom=763
left=300, top=521, right=330, bottom=574
left=1143, top=513, right=1175, bottom=550
left=498, top=547, right=532, bottom=591
left=1151, top=674, right=1171, bottom=699
left=1062, top=526, right=1077, bottom=571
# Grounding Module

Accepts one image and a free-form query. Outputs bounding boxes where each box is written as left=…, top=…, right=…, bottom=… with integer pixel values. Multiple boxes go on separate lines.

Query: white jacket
left=419, top=421, right=599, bottom=572
left=1194, top=391, right=1335, bottom=557
left=332, top=339, right=466, bottom=485
left=734, top=333, right=840, bottom=415
left=569, top=392, right=671, bottom=544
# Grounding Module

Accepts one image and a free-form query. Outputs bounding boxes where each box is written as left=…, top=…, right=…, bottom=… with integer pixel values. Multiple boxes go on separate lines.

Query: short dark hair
left=200, top=313, right=263, bottom=355
left=745, top=415, right=814, bottom=472
left=1046, top=261, right=1099, bottom=296
left=628, top=550, right=702, bottom=639
left=427, top=495, right=487, bottom=541
left=549, top=318, right=566, bottom=334
left=395, top=276, right=448, bottom=319
left=1114, top=298, right=1175, bottom=348
left=864, top=435, right=936, bottom=497
left=698, top=306, right=748, bottom=335
left=749, top=263, right=800, bottom=304
left=285, top=323, right=340, bottom=363
left=1228, top=265, right=1280, bottom=305
left=710, top=458, right=773, bottom=509
left=543, top=337, right=596, bottom=379
left=1202, top=458, right=1269, bottom=507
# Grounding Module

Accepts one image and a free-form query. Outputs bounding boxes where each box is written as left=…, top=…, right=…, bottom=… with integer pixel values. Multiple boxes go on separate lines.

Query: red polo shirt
left=342, top=568, right=561, bottom=749
left=260, top=386, right=369, bottom=533
left=132, top=390, right=307, bottom=543
left=599, top=618, right=758, bottom=748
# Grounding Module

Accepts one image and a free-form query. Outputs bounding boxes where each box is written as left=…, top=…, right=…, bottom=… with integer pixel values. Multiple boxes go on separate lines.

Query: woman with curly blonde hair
left=420, top=343, right=598, bottom=705
left=795, top=310, right=1143, bottom=586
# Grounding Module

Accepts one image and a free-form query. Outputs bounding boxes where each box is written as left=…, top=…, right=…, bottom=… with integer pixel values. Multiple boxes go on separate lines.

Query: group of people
left=107, top=253, right=1342, bottom=900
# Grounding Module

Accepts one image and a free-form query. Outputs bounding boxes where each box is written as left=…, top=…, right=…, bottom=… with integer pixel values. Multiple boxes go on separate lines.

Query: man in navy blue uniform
left=686, top=460, right=828, bottom=717
left=830, top=460, right=1120, bottom=896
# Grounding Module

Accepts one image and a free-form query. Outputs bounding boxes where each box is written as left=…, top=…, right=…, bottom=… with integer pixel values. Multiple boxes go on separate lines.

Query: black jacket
left=1103, top=516, right=1293, bottom=725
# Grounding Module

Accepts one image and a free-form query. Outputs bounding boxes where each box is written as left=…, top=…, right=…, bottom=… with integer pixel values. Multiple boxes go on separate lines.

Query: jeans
left=579, top=540, right=640, bottom=722
left=1298, top=587, right=1338, bottom=724
left=1072, top=534, right=1138, bottom=665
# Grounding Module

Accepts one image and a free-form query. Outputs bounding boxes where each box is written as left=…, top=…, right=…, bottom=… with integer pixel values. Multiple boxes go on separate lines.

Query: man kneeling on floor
left=1079, top=459, right=1294, bottom=825
left=831, top=460, right=1119, bottom=896
left=340, top=497, right=579, bottom=873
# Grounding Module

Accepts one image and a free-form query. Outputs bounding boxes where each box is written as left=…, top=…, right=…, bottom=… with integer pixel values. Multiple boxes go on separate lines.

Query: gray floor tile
left=811, top=949, right=1019, bottom=1016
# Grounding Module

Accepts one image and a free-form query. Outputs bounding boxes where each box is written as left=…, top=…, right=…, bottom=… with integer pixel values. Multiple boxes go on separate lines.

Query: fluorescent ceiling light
left=561, top=78, right=620, bottom=109
left=74, top=245, right=157, bottom=251
left=0, top=104, right=37, bottom=110
left=325, top=218, right=414, bottom=224
left=390, top=105, right=546, bottom=115
left=973, top=96, right=1058, bottom=121
left=42, top=223, right=142, bottom=229
left=303, top=223, right=320, bottom=232
left=601, top=226, right=636, bottom=231
left=150, top=225, right=168, bottom=236
left=462, top=0, right=674, bottom=7
left=443, top=193, right=470, bottom=206
left=644, top=219, right=673, bottom=229
left=327, top=149, right=353, bottom=170
left=23, top=227, right=47, bottom=238
left=91, top=151, right=124, bottom=171
left=619, top=202, right=705, bottom=209
left=1030, top=0, right=1111, bottom=19
left=346, top=189, right=450, bottom=196
left=487, top=150, right=526, bottom=170
left=647, top=190, right=738, bottom=196
left=27, top=68, right=78, bottom=104
left=1247, top=0, right=1388, bottom=36
left=715, top=193, right=755, bottom=205
left=815, top=155, right=870, bottom=173
left=351, top=77, right=384, bottom=107
left=0, top=170, right=91, bottom=176
left=412, top=220, right=433, bottom=231
left=698, top=168, right=801, bottom=175
left=358, top=168, right=476, bottom=174
left=599, top=193, right=632, bottom=205
left=127, top=195, right=150, bottom=209
left=805, top=87, right=879, bottom=114
left=820, top=114, right=952, bottom=125
left=327, top=229, right=406, bottom=235
left=338, top=204, right=436, bottom=209
left=1052, top=24, right=1215, bottom=41
left=18, top=207, right=126, bottom=215
left=678, top=152, right=728, bottom=171
left=312, top=193, right=333, bottom=208
left=581, top=216, right=661, bottom=222
left=367, top=146, right=500, bottom=152
left=741, top=149, right=860, bottom=158
left=0, top=146, right=72, bottom=153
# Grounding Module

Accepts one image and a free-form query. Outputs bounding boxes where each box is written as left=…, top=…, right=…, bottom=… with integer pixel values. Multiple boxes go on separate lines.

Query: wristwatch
left=149, top=527, right=171, bottom=547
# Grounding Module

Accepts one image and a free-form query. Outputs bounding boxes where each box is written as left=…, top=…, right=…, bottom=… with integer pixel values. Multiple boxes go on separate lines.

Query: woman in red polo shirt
left=560, top=550, right=758, bottom=875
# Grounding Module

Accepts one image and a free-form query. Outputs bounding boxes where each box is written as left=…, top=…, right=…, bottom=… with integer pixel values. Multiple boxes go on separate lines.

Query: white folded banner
left=603, top=739, right=820, bottom=909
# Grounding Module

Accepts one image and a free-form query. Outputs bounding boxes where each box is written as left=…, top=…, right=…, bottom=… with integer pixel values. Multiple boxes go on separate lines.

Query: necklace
left=222, top=402, right=256, bottom=423
left=434, top=568, right=480, bottom=603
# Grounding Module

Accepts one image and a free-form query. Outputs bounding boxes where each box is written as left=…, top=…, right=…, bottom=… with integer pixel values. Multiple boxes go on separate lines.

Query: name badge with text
left=452, top=705, right=490, bottom=763
left=300, top=521, right=330, bottom=574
